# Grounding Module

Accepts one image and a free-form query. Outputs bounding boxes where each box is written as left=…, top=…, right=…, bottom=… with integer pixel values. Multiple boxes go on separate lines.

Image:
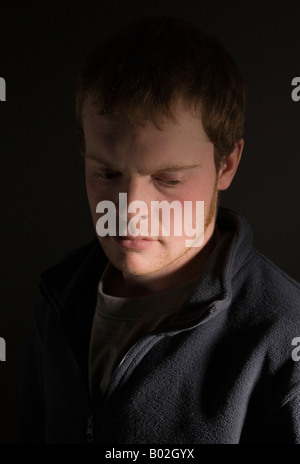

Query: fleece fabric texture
left=16, top=207, right=300, bottom=444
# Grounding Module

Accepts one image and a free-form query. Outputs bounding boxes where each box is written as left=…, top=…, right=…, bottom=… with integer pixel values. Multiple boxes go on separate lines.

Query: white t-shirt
left=88, top=263, right=201, bottom=407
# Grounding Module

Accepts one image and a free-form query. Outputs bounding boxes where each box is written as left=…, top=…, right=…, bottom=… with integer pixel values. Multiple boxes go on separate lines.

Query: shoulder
left=245, top=248, right=300, bottom=312
left=231, top=248, right=300, bottom=363
left=40, top=238, right=105, bottom=281
left=38, top=238, right=108, bottom=311
left=217, top=207, right=300, bottom=319
left=45, top=238, right=102, bottom=271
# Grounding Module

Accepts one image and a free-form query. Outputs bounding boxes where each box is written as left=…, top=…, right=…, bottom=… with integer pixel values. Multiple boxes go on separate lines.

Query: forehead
left=81, top=96, right=211, bottom=146
left=82, top=98, right=215, bottom=173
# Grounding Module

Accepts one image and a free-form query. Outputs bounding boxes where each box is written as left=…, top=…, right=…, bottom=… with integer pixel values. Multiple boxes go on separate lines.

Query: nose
left=116, top=178, right=152, bottom=237
left=117, top=178, right=151, bottom=219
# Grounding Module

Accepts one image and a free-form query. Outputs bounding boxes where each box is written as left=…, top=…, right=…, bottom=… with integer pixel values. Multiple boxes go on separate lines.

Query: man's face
left=83, top=99, right=230, bottom=286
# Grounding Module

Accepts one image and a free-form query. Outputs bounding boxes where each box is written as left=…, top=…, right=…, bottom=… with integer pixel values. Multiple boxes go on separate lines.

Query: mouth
left=113, top=235, right=158, bottom=250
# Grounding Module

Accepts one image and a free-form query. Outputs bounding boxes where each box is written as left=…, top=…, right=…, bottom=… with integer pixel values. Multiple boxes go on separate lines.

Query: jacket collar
left=39, top=207, right=253, bottom=320
left=179, top=207, right=254, bottom=317
left=38, top=208, right=254, bottom=389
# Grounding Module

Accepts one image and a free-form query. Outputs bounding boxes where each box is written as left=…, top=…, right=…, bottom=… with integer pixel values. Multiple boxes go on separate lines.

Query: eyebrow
left=85, top=153, right=202, bottom=173
left=153, top=164, right=202, bottom=173
left=85, top=153, right=115, bottom=168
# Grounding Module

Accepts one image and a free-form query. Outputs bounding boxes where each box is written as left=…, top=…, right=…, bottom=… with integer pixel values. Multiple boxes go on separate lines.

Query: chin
left=99, top=237, right=196, bottom=277
left=114, top=255, right=160, bottom=277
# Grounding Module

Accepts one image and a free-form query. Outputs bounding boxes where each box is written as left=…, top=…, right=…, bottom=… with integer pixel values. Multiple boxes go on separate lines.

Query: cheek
left=85, top=175, right=97, bottom=210
left=179, top=175, right=216, bottom=204
left=177, top=175, right=217, bottom=232
left=85, top=172, right=104, bottom=224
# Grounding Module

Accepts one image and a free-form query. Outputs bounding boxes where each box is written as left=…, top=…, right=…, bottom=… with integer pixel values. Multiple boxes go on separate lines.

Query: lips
left=117, top=235, right=156, bottom=240
left=113, top=235, right=157, bottom=249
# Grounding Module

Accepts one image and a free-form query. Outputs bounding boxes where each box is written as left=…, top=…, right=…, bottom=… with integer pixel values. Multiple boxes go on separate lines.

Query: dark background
left=1, top=1, right=299, bottom=444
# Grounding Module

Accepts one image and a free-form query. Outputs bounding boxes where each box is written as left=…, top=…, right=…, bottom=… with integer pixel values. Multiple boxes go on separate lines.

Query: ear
left=217, top=139, right=244, bottom=191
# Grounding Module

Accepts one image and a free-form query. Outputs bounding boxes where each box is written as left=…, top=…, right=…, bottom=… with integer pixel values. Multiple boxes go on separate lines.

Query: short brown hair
left=76, top=16, right=246, bottom=169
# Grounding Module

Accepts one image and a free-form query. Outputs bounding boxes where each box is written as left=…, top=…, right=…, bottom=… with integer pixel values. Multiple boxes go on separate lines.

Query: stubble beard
left=107, top=177, right=219, bottom=278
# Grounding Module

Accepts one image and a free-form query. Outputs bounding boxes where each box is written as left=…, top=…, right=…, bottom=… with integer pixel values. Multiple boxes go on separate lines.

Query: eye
left=93, top=170, right=120, bottom=181
left=155, top=177, right=183, bottom=186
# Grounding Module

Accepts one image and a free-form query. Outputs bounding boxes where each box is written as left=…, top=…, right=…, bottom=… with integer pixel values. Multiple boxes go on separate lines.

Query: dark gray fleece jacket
left=17, top=208, right=300, bottom=444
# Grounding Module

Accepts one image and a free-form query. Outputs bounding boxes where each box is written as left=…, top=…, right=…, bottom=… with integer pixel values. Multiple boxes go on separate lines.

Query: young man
left=17, top=16, right=300, bottom=444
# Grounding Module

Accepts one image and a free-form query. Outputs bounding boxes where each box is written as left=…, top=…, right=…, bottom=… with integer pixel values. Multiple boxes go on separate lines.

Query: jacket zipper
left=86, top=414, right=94, bottom=442
left=85, top=305, right=214, bottom=442
left=84, top=334, right=158, bottom=442
left=84, top=343, right=137, bottom=442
